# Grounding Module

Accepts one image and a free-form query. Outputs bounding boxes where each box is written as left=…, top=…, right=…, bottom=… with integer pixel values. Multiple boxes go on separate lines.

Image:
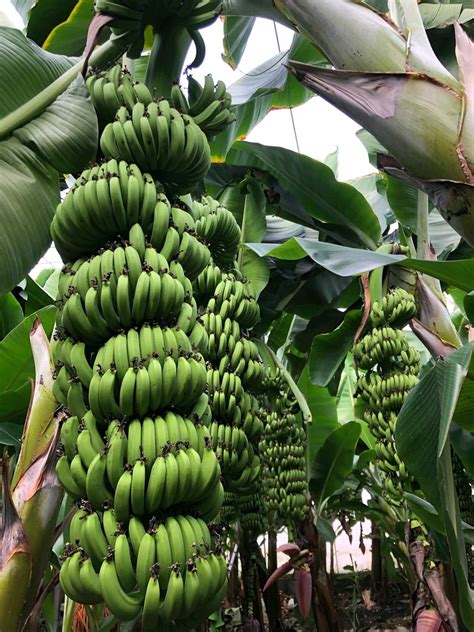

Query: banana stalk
left=275, top=0, right=474, bottom=245
left=0, top=457, right=32, bottom=632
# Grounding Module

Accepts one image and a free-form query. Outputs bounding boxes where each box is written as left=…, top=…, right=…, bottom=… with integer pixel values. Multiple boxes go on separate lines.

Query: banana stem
left=368, top=243, right=395, bottom=306
left=0, top=38, right=127, bottom=140
left=145, top=25, right=192, bottom=97
left=416, top=191, right=430, bottom=260
left=222, top=0, right=291, bottom=26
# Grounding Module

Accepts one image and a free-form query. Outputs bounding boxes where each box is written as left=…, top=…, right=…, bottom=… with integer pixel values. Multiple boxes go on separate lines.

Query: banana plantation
left=1, top=0, right=474, bottom=631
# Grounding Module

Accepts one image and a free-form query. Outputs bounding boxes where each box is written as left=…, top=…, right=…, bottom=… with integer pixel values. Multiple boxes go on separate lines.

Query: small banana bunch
left=87, top=66, right=153, bottom=129
left=236, top=481, right=268, bottom=536
left=60, top=503, right=227, bottom=626
left=170, top=75, right=236, bottom=138
left=100, top=102, right=211, bottom=194
left=353, top=287, right=419, bottom=499
left=193, top=195, right=242, bottom=267
left=259, top=367, right=309, bottom=527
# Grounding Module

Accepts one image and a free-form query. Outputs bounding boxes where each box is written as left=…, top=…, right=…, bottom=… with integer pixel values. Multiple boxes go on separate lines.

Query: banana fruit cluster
left=354, top=288, right=419, bottom=499
left=259, top=367, right=309, bottom=527
left=170, top=75, right=236, bottom=138
left=100, top=103, right=211, bottom=193
left=51, top=68, right=239, bottom=625
left=95, top=0, right=221, bottom=59
left=193, top=195, right=242, bottom=267
left=60, top=503, right=227, bottom=626
left=87, top=66, right=153, bottom=129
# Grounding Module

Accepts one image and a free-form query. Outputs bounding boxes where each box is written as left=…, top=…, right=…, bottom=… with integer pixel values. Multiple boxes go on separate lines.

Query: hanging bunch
left=190, top=203, right=265, bottom=493
left=94, top=0, right=222, bottom=59
left=170, top=74, right=236, bottom=138
left=259, top=366, right=309, bottom=527
left=51, top=67, right=237, bottom=628
left=353, top=287, right=419, bottom=500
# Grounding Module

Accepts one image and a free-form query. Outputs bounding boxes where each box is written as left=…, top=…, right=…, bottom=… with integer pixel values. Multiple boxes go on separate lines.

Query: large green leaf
left=0, top=293, right=23, bottom=340
left=309, top=421, right=361, bottom=508
left=222, top=16, right=255, bottom=69
left=298, top=365, right=339, bottom=466
left=227, top=142, right=381, bottom=249
left=309, top=309, right=362, bottom=387
left=248, top=238, right=404, bottom=274
left=0, top=306, right=56, bottom=393
left=0, top=382, right=31, bottom=428
left=42, top=0, right=93, bottom=56
left=395, top=345, right=474, bottom=627
left=0, top=28, right=97, bottom=292
left=24, top=275, right=56, bottom=316
left=248, top=236, right=474, bottom=290
left=26, top=0, right=77, bottom=45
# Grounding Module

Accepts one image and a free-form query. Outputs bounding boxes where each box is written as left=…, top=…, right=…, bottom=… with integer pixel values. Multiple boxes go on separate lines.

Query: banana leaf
left=0, top=27, right=97, bottom=293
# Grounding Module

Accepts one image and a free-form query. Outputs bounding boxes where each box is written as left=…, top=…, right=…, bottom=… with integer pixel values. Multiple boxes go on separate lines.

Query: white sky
left=2, top=1, right=373, bottom=275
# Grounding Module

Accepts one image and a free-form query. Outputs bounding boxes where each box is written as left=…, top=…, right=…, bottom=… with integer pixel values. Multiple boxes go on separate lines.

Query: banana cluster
left=170, top=75, right=235, bottom=138
left=95, top=0, right=221, bottom=59
left=87, top=66, right=153, bottom=129
left=354, top=288, right=419, bottom=499
left=51, top=73, right=237, bottom=625
left=193, top=195, right=242, bottom=267
left=57, top=414, right=223, bottom=518
left=259, top=367, right=309, bottom=527
left=100, top=102, right=211, bottom=193
left=59, top=503, right=227, bottom=626
left=51, top=160, right=209, bottom=268
left=236, top=482, right=268, bottom=536
left=370, top=287, right=417, bottom=329
left=201, top=276, right=264, bottom=491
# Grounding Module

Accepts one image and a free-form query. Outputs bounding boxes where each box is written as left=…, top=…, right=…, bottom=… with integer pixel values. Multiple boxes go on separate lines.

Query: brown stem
left=266, top=531, right=285, bottom=632
left=371, top=523, right=383, bottom=594
left=300, top=514, right=340, bottom=632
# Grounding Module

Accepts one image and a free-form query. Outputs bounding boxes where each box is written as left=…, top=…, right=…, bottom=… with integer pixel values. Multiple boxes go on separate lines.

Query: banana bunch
left=170, top=75, right=236, bottom=138
left=60, top=506, right=227, bottom=627
left=51, top=160, right=156, bottom=260
left=57, top=411, right=224, bottom=514
left=194, top=259, right=222, bottom=302
left=87, top=66, right=153, bottom=129
left=259, top=367, right=309, bottom=527
left=52, top=61, right=236, bottom=625
left=100, top=102, right=211, bottom=194
left=354, top=288, right=420, bottom=499
left=235, top=478, right=268, bottom=536
left=205, top=273, right=261, bottom=331
left=353, top=327, right=420, bottom=373
left=95, top=0, right=221, bottom=53
left=370, top=287, right=417, bottom=329
left=193, top=195, right=242, bottom=267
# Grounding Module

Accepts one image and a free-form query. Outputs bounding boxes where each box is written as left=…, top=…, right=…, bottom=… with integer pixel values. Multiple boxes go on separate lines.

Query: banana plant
left=273, top=0, right=474, bottom=247
left=0, top=319, right=65, bottom=632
